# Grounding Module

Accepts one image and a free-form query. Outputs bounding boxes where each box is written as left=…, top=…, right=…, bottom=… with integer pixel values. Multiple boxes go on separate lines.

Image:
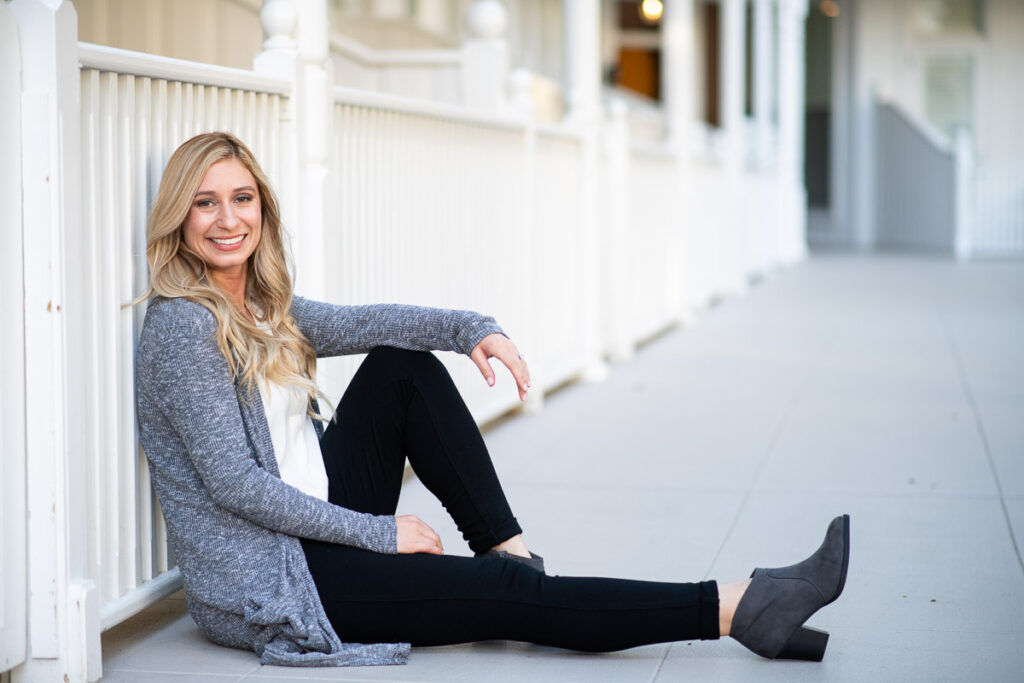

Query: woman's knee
left=363, top=346, right=448, bottom=380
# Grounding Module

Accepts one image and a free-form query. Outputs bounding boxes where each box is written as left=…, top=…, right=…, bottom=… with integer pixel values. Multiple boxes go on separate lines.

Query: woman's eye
left=195, top=199, right=215, bottom=208
left=235, top=194, right=253, bottom=203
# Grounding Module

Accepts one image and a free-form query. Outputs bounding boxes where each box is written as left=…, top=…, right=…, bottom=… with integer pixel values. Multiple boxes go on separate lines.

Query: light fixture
left=640, top=0, right=664, bottom=24
left=820, top=0, right=840, bottom=18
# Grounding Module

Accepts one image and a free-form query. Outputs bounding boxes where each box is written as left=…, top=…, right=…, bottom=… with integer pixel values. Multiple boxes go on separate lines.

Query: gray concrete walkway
left=101, top=254, right=1024, bottom=682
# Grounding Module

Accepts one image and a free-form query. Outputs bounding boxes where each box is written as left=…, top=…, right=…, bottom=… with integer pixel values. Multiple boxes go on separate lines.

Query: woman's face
left=182, top=157, right=263, bottom=280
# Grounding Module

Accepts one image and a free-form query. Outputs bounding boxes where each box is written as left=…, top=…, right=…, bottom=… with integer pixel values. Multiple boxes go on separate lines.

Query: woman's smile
left=208, top=233, right=248, bottom=249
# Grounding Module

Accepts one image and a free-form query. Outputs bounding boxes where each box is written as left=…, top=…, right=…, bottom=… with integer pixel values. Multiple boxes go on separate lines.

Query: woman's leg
left=301, top=539, right=720, bottom=651
left=319, top=346, right=522, bottom=553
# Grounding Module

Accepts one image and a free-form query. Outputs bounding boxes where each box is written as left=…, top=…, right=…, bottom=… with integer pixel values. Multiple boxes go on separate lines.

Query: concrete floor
left=100, top=253, right=1024, bottom=682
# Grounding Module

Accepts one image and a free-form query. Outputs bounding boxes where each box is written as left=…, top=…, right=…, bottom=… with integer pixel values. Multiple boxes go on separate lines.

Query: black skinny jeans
left=301, top=347, right=720, bottom=651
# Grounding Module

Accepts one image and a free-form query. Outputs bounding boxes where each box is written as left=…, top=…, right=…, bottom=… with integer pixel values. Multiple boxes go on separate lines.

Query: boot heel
left=776, top=626, right=829, bottom=661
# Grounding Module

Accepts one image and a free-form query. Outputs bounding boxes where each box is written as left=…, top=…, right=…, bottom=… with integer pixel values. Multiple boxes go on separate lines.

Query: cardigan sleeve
left=136, top=299, right=397, bottom=553
left=290, top=296, right=505, bottom=358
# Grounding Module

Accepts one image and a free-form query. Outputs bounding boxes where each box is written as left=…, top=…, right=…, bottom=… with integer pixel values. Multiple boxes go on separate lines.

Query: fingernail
left=488, top=376, right=494, bottom=386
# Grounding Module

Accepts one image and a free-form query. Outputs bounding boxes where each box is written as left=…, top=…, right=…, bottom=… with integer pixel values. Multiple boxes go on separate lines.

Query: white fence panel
left=77, top=44, right=290, bottom=629
left=532, top=128, right=589, bottom=387
left=628, top=146, right=686, bottom=341
left=325, top=92, right=530, bottom=424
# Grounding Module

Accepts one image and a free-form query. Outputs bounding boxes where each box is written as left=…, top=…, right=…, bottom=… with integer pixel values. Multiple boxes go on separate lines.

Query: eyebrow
left=194, top=185, right=257, bottom=197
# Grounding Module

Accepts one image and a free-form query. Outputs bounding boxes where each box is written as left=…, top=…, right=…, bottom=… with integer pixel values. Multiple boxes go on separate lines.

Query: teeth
left=211, top=235, right=244, bottom=245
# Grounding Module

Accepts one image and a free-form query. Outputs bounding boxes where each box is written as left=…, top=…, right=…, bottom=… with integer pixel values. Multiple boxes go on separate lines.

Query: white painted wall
left=826, top=0, right=1024, bottom=249
left=74, top=0, right=263, bottom=70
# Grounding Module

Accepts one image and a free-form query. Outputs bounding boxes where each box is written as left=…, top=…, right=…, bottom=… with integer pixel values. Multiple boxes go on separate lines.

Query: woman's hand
left=470, top=333, right=532, bottom=401
left=396, top=514, right=444, bottom=555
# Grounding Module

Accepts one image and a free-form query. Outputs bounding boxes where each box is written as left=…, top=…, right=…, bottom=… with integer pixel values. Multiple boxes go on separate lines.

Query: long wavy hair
left=142, top=132, right=326, bottom=417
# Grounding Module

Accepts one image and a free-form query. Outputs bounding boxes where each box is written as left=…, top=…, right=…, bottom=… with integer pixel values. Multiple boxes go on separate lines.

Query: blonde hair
left=143, top=132, right=327, bottom=418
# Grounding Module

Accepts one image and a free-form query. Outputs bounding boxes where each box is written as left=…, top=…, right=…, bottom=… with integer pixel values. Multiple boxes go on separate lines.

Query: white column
left=563, top=0, right=601, bottom=123
left=719, top=0, right=746, bottom=153
left=604, top=99, right=633, bottom=362
left=10, top=0, right=100, bottom=681
left=718, top=0, right=748, bottom=292
left=660, top=0, right=701, bottom=319
left=777, top=0, right=808, bottom=262
left=255, top=0, right=331, bottom=299
left=460, top=0, right=509, bottom=112
left=661, top=0, right=696, bottom=152
left=563, top=0, right=606, bottom=380
left=753, top=0, right=776, bottom=170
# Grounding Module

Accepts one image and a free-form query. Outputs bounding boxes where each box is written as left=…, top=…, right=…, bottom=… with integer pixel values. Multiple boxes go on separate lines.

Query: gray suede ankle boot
left=730, top=514, right=850, bottom=661
left=477, top=549, right=546, bottom=573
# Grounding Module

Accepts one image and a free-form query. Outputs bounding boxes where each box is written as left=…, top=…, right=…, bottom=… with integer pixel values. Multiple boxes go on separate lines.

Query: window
left=924, top=55, right=973, bottom=136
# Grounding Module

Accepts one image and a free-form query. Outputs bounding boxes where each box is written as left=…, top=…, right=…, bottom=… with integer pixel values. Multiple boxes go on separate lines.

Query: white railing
left=76, top=43, right=291, bottom=630
left=874, top=98, right=1024, bottom=258
left=627, top=144, right=686, bottom=341
left=324, top=89, right=530, bottom=423
left=969, top=162, right=1024, bottom=256
left=875, top=100, right=958, bottom=251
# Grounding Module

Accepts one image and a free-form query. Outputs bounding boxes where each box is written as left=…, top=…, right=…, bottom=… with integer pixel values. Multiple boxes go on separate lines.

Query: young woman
left=135, top=132, right=850, bottom=667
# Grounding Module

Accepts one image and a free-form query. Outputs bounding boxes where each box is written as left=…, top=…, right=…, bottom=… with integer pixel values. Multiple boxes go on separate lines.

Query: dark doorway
left=804, top=4, right=833, bottom=208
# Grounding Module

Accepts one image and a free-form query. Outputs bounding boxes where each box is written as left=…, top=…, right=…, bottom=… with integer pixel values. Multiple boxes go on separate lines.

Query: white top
left=258, top=378, right=329, bottom=501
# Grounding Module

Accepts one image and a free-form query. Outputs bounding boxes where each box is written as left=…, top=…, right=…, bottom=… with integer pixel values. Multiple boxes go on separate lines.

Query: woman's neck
left=210, top=270, right=252, bottom=322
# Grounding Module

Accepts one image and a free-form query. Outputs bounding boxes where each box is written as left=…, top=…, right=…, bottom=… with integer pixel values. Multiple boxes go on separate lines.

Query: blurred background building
left=1, top=1, right=1021, bottom=681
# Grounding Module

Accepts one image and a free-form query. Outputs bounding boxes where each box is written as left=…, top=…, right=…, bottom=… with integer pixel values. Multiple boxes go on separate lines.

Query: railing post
left=509, top=69, right=543, bottom=414
left=10, top=0, right=101, bottom=681
left=954, top=127, right=975, bottom=261
left=604, top=100, right=634, bottom=363
left=255, top=0, right=331, bottom=300
left=718, top=0, right=748, bottom=293
left=660, top=0, right=700, bottom=321
left=777, top=0, right=808, bottom=264
left=753, top=0, right=776, bottom=173
left=460, top=0, right=510, bottom=112
left=562, top=0, right=607, bottom=381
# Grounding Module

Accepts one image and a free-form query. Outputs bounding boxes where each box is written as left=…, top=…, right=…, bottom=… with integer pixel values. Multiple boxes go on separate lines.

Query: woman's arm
left=136, top=299, right=396, bottom=553
left=293, top=296, right=532, bottom=401
left=291, top=296, right=504, bottom=358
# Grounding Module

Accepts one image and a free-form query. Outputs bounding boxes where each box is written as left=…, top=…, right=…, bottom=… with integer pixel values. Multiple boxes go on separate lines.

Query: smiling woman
left=132, top=131, right=849, bottom=669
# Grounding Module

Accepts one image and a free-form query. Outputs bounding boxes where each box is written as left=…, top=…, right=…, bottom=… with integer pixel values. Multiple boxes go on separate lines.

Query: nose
left=217, top=201, right=239, bottom=228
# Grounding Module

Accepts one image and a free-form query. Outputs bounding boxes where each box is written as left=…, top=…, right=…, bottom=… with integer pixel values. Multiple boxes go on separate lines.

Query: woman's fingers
left=395, top=514, right=444, bottom=555
left=470, top=345, right=496, bottom=387
left=471, top=333, right=532, bottom=400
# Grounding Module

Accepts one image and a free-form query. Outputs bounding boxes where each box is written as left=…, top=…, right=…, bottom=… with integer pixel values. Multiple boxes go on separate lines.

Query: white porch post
left=753, top=0, right=776, bottom=170
left=563, top=0, right=602, bottom=124
left=460, top=0, right=510, bottom=112
left=660, top=0, right=701, bottom=319
left=718, top=0, right=748, bottom=292
left=777, top=0, right=808, bottom=263
left=10, top=1, right=100, bottom=681
left=662, top=0, right=696, bottom=151
left=255, top=0, right=331, bottom=299
left=563, top=0, right=606, bottom=380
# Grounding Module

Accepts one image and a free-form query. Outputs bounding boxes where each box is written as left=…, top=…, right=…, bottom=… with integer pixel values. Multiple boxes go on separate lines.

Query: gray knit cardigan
left=135, top=295, right=503, bottom=666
